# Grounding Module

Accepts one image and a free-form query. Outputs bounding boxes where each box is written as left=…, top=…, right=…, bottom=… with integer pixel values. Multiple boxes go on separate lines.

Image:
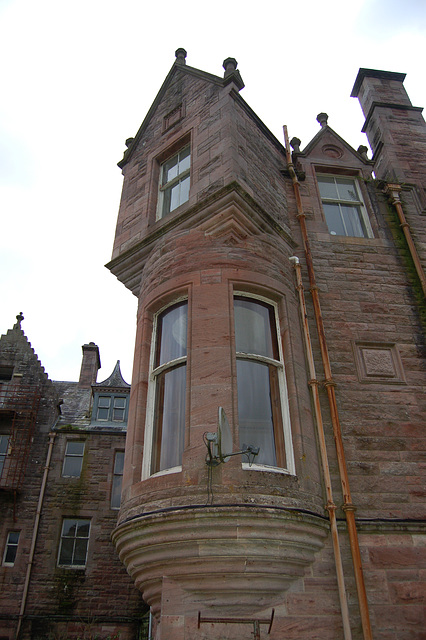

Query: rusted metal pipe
left=384, top=183, right=426, bottom=297
left=289, top=256, right=352, bottom=640
left=284, top=126, right=373, bottom=640
left=15, top=432, right=56, bottom=640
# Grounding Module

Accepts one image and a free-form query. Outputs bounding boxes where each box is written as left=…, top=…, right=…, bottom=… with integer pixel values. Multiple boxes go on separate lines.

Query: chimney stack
left=78, top=342, right=101, bottom=388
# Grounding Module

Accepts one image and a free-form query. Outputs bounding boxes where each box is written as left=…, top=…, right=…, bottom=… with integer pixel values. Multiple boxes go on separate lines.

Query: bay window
left=143, top=300, right=188, bottom=477
left=234, top=295, right=294, bottom=472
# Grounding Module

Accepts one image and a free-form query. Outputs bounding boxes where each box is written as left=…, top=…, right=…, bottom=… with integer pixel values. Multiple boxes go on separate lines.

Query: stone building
left=1, top=51, right=425, bottom=640
left=0, top=318, right=147, bottom=640
left=108, top=52, right=425, bottom=640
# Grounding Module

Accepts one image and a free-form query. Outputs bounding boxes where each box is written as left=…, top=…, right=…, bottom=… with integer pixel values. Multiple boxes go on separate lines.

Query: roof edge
left=351, top=68, right=406, bottom=98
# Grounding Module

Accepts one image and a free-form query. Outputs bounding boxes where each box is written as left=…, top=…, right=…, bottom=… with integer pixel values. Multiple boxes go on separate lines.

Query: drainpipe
left=384, top=183, right=426, bottom=298
left=15, top=431, right=57, bottom=640
left=283, top=126, right=373, bottom=640
left=289, top=256, right=352, bottom=640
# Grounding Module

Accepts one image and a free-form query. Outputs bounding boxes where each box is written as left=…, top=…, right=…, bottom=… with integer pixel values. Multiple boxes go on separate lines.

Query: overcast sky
left=1, top=0, right=425, bottom=384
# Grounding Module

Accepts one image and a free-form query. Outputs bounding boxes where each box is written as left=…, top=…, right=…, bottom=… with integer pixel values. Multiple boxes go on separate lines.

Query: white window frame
left=142, top=297, right=188, bottom=480
left=234, top=292, right=295, bottom=475
left=156, top=145, right=190, bottom=220
left=3, top=531, right=20, bottom=566
left=317, top=174, right=373, bottom=238
left=57, top=518, right=91, bottom=568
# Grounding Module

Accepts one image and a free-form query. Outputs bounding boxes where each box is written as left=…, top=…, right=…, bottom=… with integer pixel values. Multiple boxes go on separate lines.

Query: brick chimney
left=78, top=342, right=101, bottom=388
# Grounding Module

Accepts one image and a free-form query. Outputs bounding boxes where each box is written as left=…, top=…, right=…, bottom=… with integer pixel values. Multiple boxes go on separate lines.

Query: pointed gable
left=297, top=121, right=373, bottom=167
left=94, top=360, right=130, bottom=392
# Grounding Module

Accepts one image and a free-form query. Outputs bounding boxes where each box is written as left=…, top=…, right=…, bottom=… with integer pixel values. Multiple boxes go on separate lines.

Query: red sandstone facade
left=1, top=53, right=425, bottom=640
left=109, top=53, right=425, bottom=640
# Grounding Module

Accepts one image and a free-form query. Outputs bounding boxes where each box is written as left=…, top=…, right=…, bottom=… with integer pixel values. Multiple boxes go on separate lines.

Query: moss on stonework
left=385, top=199, right=426, bottom=333
left=53, top=570, right=86, bottom=614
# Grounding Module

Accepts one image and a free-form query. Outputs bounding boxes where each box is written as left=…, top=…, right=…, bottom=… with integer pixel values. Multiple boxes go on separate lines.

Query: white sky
left=0, top=0, right=425, bottom=383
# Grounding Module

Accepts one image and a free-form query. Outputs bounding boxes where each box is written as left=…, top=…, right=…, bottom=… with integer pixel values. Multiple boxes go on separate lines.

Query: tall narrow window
left=58, top=519, right=90, bottom=567
left=62, top=441, right=85, bottom=478
left=145, top=301, right=187, bottom=476
left=3, top=531, right=20, bottom=566
left=0, top=434, right=11, bottom=479
left=234, top=296, right=292, bottom=471
left=318, top=175, right=372, bottom=238
left=111, top=451, right=125, bottom=509
left=158, top=146, right=190, bottom=218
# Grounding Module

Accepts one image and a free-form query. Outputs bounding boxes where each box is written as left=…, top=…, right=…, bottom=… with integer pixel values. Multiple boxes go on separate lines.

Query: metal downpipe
left=283, top=126, right=373, bottom=640
left=15, top=431, right=56, bottom=640
left=289, top=255, right=352, bottom=640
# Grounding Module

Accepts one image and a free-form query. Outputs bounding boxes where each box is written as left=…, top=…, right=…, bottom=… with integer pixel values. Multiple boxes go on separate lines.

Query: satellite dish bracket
left=204, top=408, right=260, bottom=467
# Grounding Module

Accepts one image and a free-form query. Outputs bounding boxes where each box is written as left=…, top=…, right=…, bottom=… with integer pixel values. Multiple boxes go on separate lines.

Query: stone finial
left=223, top=57, right=238, bottom=77
left=316, top=112, right=329, bottom=128
left=175, top=48, right=187, bottom=65
left=357, top=145, right=369, bottom=161
left=16, top=312, right=24, bottom=326
left=290, top=137, right=301, bottom=153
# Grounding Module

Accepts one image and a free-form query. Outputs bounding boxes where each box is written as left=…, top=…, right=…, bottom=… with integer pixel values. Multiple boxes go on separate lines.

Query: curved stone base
left=113, top=504, right=329, bottom=618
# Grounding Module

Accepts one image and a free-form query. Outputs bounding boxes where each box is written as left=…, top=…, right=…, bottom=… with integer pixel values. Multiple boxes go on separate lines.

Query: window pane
left=318, top=176, right=338, bottom=200
left=323, top=203, right=346, bottom=236
left=98, top=396, right=111, bottom=408
left=73, top=539, right=88, bottom=565
left=111, top=475, right=122, bottom=509
left=8, top=531, right=20, bottom=545
left=163, top=154, right=178, bottom=184
left=157, top=302, right=187, bottom=366
left=112, top=408, right=125, bottom=421
left=76, top=521, right=90, bottom=538
left=0, top=435, right=10, bottom=454
left=62, top=457, right=83, bottom=477
left=152, top=364, right=186, bottom=473
left=114, top=397, right=126, bottom=408
left=341, top=205, right=366, bottom=237
left=336, top=178, right=359, bottom=202
left=62, top=519, right=78, bottom=537
left=179, top=147, right=190, bottom=172
left=66, top=442, right=84, bottom=455
left=4, top=545, right=18, bottom=565
left=97, top=407, right=109, bottom=420
left=234, top=298, right=277, bottom=358
left=58, top=539, right=74, bottom=565
left=237, top=360, right=277, bottom=466
left=180, top=175, right=190, bottom=205
left=169, top=182, right=181, bottom=212
left=114, top=451, right=125, bottom=474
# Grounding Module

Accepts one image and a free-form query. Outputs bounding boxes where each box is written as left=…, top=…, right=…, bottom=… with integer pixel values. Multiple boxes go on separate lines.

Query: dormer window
left=92, top=394, right=129, bottom=424
left=317, top=175, right=373, bottom=238
left=158, top=146, right=190, bottom=218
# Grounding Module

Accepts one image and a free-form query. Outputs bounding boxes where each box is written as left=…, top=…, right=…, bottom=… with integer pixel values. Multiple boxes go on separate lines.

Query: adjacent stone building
left=0, top=318, right=147, bottom=640
left=1, top=52, right=425, bottom=640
